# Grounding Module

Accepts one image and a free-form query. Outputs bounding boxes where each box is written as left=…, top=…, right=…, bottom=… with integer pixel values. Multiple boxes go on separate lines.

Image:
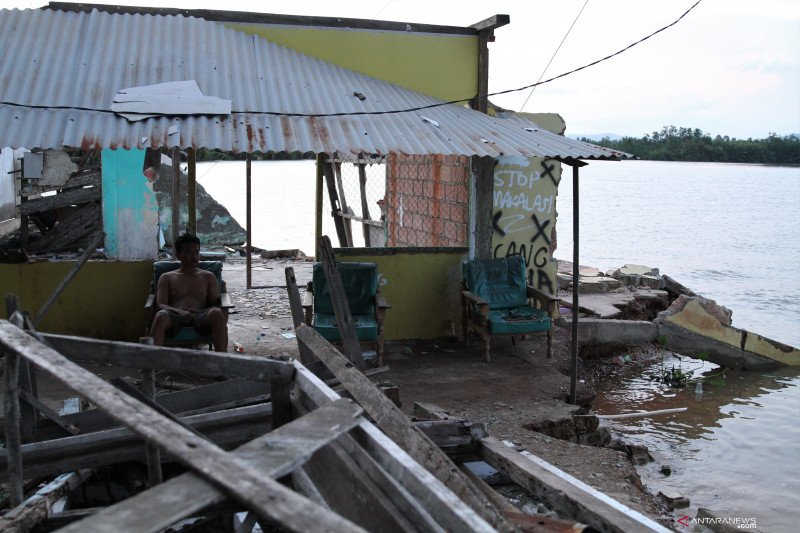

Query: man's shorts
left=158, top=308, right=214, bottom=336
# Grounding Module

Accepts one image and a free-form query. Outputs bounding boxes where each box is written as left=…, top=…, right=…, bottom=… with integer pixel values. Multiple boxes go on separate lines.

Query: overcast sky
left=3, top=0, right=799, bottom=139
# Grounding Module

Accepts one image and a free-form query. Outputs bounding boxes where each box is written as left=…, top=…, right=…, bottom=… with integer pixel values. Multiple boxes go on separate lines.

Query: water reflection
left=592, top=353, right=800, bottom=532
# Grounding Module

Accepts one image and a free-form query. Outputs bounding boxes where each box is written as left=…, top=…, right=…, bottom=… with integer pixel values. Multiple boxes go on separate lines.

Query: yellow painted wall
left=336, top=249, right=467, bottom=340
left=0, top=261, right=152, bottom=341
left=224, top=23, right=478, bottom=101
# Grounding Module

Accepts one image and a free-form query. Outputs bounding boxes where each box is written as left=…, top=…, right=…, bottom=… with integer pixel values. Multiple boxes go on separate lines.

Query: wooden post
left=570, top=164, right=580, bottom=405
left=6, top=294, right=38, bottom=442
left=171, top=147, right=181, bottom=246
left=472, top=156, right=495, bottom=260
left=3, top=344, right=23, bottom=505
left=187, top=148, right=197, bottom=236
left=19, top=156, right=28, bottom=251
left=141, top=336, right=163, bottom=487
left=358, top=163, right=371, bottom=246
left=322, top=159, right=350, bottom=248
left=246, top=154, right=252, bottom=290
left=333, top=161, right=353, bottom=247
left=284, top=267, right=318, bottom=367
left=318, top=236, right=365, bottom=370
left=315, top=155, right=324, bottom=259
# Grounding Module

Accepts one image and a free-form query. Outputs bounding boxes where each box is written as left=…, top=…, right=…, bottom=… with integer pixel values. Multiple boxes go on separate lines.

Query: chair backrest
left=462, top=256, right=527, bottom=309
left=313, top=262, right=378, bottom=315
left=151, top=261, right=225, bottom=293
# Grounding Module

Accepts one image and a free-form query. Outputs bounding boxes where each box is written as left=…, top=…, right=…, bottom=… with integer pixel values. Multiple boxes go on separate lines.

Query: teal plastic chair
left=461, top=256, right=558, bottom=362
left=144, top=261, right=232, bottom=348
left=302, top=262, right=390, bottom=364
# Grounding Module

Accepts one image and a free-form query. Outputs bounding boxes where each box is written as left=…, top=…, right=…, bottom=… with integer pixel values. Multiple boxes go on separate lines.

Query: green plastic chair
left=461, top=256, right=558, bottom=362
left=144, top=261, right=232, bottom=348
left=302, top=262, right=390, bottom=364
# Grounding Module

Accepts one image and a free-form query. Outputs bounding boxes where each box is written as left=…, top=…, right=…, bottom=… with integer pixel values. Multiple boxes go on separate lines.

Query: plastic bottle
left=695, top=381, right=703, bottom=399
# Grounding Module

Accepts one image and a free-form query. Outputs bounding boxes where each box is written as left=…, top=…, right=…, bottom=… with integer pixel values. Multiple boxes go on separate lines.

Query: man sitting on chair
left=150, top=233, right=228, bottom=352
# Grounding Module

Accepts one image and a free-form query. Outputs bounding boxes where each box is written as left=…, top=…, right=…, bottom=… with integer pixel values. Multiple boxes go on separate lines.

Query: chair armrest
left=144, top=293, right=156, bottom=309
left=462, top=290, right=489, bottom=310
left=375, top=291, right=391, bottom=309
left=526, top=285, right=558, bottom=313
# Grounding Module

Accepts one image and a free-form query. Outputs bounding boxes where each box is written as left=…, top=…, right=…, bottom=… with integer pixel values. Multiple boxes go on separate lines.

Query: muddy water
left=592, top=352, right=800, bottom=532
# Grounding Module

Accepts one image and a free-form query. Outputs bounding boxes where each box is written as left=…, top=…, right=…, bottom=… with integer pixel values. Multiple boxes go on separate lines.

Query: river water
left=199, top=159, right=800, bottom=531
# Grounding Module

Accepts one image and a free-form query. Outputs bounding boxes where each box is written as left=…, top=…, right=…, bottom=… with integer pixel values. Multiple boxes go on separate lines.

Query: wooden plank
left=301, top=436, right=417, bottom=533
left=332, top=162, right=353, bottom=246
left=39, top=332, right=294, bottom=382
left=17, top=186, right=100, bottom=215
left=27, top=201, right=101, bottom=254
left=291, top=358, right=500, bottom=533
left=19, top=389, right=79, bottom=436
left=4, top=296, right=38, bottom=443
left=32, top=231, right=104, bottom=327
left=357, top=163, right=371, bottom=246
left=0, top=404, right=272, bottom=482
left=291, top=467, right=328, bottom=507
left=187, top=148, right=197, bottom=236
left=140, top=337, right=162, bottom=487
left=284, top=267, right=318, bottom=367
left=296, top=325, right=509, bottom=530
left=479, top=437, right=672, bottom=533
left=318, top=236, right=365, bottom=369
left=62, top=398, right=364, bottom=533
left=3, top=343, right=23, bottom=506
left=33, top=378, right=270, bottom=441
left=322, top=161, right=350, bottom=247
left=0, top=470, right=92, bottom=532
left=0, top=323, right=362, bottom=533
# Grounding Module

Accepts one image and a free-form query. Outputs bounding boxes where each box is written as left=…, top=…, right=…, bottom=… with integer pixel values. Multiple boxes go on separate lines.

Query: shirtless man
left=150, top=233, right=228, bottom=352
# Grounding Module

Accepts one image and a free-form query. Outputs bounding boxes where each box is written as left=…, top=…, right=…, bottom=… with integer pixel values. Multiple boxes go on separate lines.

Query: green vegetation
left=582, top=126, right=800, bottom=165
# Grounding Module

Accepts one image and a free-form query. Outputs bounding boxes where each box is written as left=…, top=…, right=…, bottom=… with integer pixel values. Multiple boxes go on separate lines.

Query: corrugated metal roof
left=0, top=7, right=631, bottom=160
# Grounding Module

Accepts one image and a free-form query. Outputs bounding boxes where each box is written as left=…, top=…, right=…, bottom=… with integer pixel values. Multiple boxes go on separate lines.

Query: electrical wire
left=520, top=0, right=589, bottom=112
left=0, top=0, right=702, bottom=119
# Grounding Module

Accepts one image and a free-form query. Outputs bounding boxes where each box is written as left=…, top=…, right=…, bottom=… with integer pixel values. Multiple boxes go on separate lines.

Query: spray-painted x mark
left=541, top=159, right=559, bottom=186
left=531, top=214, right=550, bottom=245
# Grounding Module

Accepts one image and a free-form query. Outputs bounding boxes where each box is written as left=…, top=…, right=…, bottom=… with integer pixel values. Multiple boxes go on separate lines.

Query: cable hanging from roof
left=0, top=0, right=702, bottom=119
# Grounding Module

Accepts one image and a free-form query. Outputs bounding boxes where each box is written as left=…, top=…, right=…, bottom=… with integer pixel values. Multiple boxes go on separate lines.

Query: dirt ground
left=220, top=257, right=670, bottom=525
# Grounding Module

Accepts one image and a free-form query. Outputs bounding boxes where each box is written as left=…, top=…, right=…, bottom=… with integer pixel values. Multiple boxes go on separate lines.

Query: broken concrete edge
left=573, top=317, right=794, bottom=369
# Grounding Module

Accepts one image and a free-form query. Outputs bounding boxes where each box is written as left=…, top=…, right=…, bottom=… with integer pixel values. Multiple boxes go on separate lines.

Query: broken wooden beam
left=0, top=403, right=272, bottom=482
left=0, top=470, right=93, bottom=531
left=39, top=332, right=295, bottom=382
left=18, top=186, right=100, bottom=216
left=60, top=398, right=364, bottom=533
left=0, top=322, right=364, bottom=533
left=479, top=436, right=671, bottom=533
left=292, top=362, right=497, bottom=533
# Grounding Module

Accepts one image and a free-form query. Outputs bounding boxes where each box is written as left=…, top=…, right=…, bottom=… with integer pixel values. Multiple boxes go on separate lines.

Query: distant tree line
left=581, top=126, right=800, bottom=165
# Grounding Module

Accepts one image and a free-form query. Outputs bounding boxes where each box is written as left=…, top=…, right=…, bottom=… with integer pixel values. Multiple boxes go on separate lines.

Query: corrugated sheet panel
left=0, top=8, right=631, bottom=160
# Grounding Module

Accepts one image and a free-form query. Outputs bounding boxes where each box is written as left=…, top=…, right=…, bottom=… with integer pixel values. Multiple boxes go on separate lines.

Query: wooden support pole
left=187, top=148, right=197, bottom=236
left=333, top=161, right=353, bottom=247
left=318, top=236, right=365, bottom=370
left=3, top=343, right=24, bottom=505
left=570, top=164, right=579, bottom=405
left=32, top=231, right=104, bottom=327
left=315, top=154, right=324, bottom=259
left=141, top=354, right=163, bottom=486
left=0, top=322, right=364, bottom=533
left=246, top=153, right=252, bottom=290
left=6, top=294, right=38, bottom=443
left=357, top=164, right=371, bottom=246
left=171, top=147, right=181, bottom=246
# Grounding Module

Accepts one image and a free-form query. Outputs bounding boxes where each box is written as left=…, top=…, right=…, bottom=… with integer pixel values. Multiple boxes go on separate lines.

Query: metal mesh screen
left=323, top=154, right=470, bottom=248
